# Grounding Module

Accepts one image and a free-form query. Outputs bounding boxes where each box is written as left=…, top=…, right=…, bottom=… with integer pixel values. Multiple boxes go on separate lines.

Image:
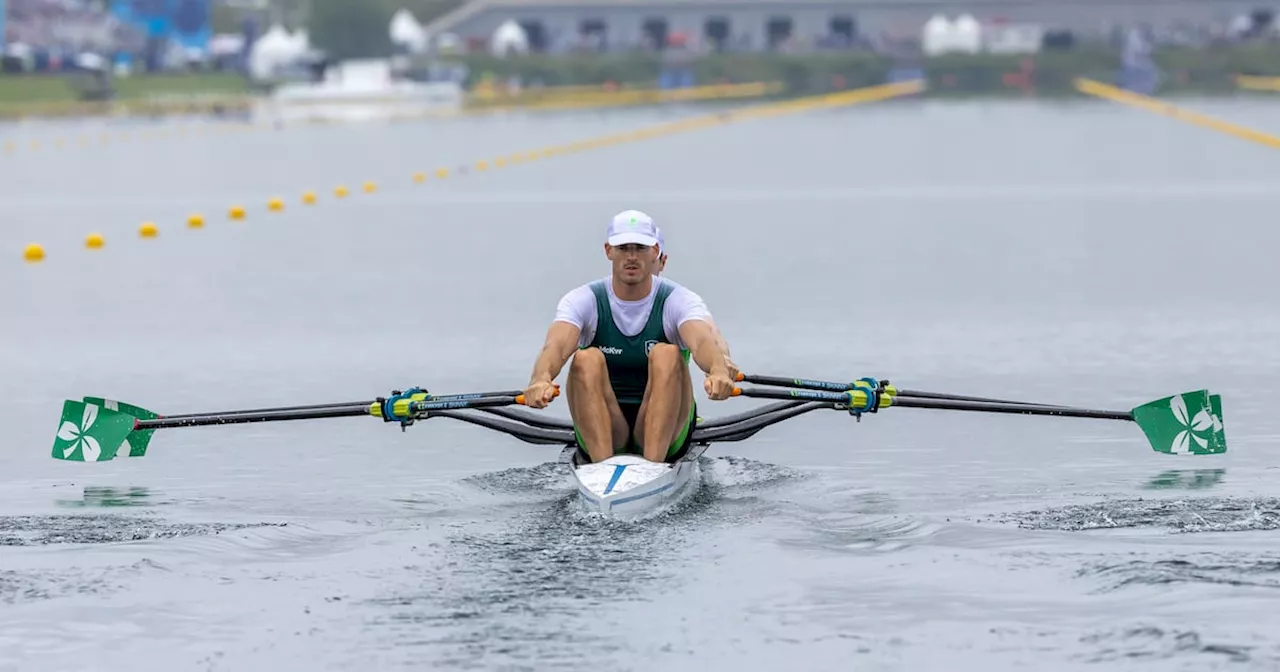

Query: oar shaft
left=139, top=403, right=374, bottom=429
left=893, top=389, right=1069, bottom=407
left=888, top=396, right=1134, bottom=421
left=137, top=392, right=530, bottom=430
left=737, top=373, right=1067, bottom=407
left=155, top=390, right=526, bottom=421
left=733, top=386, right=1133, bottom=421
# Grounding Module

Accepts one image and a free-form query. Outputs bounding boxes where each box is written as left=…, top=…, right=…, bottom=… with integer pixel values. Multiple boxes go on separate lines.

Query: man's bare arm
left=528, top=321, right=582, bottom=385
left=704, top=317, right=739, bottom=379
left=678, top=319, right=731, bottom=378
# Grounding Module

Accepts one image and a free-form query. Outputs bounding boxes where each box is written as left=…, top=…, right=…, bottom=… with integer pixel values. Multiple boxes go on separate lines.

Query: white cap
left=606, top=209, right=660, bottom=248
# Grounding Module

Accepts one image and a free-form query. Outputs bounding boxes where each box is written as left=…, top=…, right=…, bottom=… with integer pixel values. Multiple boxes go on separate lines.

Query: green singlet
left=573, top=279, right=696, bottom=462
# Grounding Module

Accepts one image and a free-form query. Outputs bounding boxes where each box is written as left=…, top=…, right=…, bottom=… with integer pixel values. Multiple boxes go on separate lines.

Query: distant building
left=424, top=0, right=1262, bottom=53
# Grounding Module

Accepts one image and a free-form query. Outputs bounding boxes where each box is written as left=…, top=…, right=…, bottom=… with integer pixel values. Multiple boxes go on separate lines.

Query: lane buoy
left=24, top=243, right=46, bottom=262
left=85, top=233, right=104, bottom=249
left=139, top=222, right=158, bottom=238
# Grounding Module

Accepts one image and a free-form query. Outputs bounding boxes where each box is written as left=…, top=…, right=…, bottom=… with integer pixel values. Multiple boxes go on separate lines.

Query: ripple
left=987, top=497, right=1280, bottom=534
left=1077, top=626, right=1260, bottom=665
left=0, top=558, right=167, bottom=605
left=1079, top=555, right=1280, bottom=592
left=0, top=514, right=287, bottom=546
left=458, top=460, right=570, bottom=497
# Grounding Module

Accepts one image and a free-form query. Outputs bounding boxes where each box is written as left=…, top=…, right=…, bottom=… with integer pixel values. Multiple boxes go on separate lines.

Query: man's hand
left=523, top=380, right=560, bottom=409
left=704, top=369, right=735, bottom=401
left=722, top=355, right=741, bottom=381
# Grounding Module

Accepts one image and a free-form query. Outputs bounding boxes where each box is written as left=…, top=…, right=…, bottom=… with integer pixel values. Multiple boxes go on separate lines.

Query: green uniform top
left=555, top=275, right=708, bottom=405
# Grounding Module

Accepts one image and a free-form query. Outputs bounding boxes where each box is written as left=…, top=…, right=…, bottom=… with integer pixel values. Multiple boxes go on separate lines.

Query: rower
left=651, top=225, right=739, bottom=381
left=523, top=209, right=736, bottom=464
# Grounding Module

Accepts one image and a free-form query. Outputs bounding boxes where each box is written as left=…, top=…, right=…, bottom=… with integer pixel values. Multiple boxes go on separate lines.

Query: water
left=3, top=97, right=1280, bottom=670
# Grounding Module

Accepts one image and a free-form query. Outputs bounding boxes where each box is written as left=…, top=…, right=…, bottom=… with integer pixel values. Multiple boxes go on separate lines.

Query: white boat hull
left=565, top=444, right=706, bottom=520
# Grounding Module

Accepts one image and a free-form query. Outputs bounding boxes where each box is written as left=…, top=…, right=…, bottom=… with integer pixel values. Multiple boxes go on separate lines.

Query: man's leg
left=566, top=348, right=630, bottom=463
left=634, top=344, right=694, bottom=463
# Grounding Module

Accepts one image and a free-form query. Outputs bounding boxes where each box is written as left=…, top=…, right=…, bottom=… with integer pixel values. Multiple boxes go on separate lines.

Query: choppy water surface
left=3, top=98, right=1280, bottom=671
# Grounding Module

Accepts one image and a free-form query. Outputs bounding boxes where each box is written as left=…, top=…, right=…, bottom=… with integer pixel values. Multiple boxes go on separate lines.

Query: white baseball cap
left=606, top=209, right=660, bottom=248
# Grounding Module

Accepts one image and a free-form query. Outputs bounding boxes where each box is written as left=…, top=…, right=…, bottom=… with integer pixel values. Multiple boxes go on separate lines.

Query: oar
left=735, top=373, right=1066, bottom=407
left=144, top=389, right=523, bottom=422
left=731, top=384, right=1227, bottom=457
left=51, top=386, right=558, bottom=463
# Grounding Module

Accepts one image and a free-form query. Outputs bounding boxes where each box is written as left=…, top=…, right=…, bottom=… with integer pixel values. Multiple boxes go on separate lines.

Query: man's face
left=607, top=243, right=658, bottom=285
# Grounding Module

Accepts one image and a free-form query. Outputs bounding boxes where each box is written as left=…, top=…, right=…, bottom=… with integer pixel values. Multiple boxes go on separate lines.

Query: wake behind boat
left=47, top=374, right=1227, bottom=521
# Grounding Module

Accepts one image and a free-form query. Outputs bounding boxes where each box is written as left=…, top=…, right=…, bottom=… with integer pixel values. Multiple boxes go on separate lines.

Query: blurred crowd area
left=2, top=0, right=244, bottom=73
left=2, top=0, right=1279, bottom=77
left=5, top=0, right=144, bottom=52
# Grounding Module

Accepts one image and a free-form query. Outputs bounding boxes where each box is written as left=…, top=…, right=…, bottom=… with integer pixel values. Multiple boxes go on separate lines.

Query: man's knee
left=647, top=343, right=682, bottom=372
left=570, top=347, right=608, bottom=381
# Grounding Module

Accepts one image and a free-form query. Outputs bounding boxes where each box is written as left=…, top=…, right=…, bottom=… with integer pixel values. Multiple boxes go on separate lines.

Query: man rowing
left=651, top=225, right=739, bottom=381
left=523, top=210, right=736, bottom=465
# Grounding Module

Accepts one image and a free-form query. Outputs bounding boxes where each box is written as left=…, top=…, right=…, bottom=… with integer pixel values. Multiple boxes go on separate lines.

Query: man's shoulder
left=559, top=277, right=609, bottom=301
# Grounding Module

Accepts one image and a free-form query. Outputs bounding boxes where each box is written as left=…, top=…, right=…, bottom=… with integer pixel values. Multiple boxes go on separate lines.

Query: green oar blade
left=83, top=397, right=159, bottom=457
left=1210, top=393, right=1226, bottom=453
left=52, top=400, right=139, bottom=462
left=1131, top=390, right=1226, bottom=456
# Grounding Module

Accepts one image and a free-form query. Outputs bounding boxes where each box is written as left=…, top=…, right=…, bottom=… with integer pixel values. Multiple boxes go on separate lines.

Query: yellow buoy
left=230, top=205, right=247, bottom=219
left=363, top=181, right=377, bottom=193
left=334, top=186, right=349, bottom=198
left=435, top=168, right=448, bottom=179
left=139, top=222, right=158, bottom=238
left=412, top=172, right=426, bottom=183
left=302, top=191, right=317, bottom=204
left=494, top=158, right=507, bottom=168
left=266, top=198, right=283, bottom=212
left=24, top=243, right=45, bottom=262
left=475, top=160, right=489, bottom=171
left=85, top=233, right=104, bottom=249
left=187, top=214, right=205, bottom=229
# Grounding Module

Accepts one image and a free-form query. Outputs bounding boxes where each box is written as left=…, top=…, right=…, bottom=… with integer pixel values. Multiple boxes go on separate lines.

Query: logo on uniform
left=644, top=340, right=659, bottom=355
left=600, top=346, right=623, bottom=356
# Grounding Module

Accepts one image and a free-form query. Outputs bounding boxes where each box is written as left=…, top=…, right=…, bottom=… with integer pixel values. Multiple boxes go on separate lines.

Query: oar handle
left=731, top=386, right=890, bottom=413
left=735, top=373, right=862, bottom=393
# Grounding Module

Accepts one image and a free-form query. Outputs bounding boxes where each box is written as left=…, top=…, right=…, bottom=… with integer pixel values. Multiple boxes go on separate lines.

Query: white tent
left=390, top=9, right=427, bottom=53
left=921, top=14, right=954, bottom=56
left=248, top=23, right=303, bottom=80
left=490, top=20, right=529, bottom=57
left=952, top=14, right=983, bottom=54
